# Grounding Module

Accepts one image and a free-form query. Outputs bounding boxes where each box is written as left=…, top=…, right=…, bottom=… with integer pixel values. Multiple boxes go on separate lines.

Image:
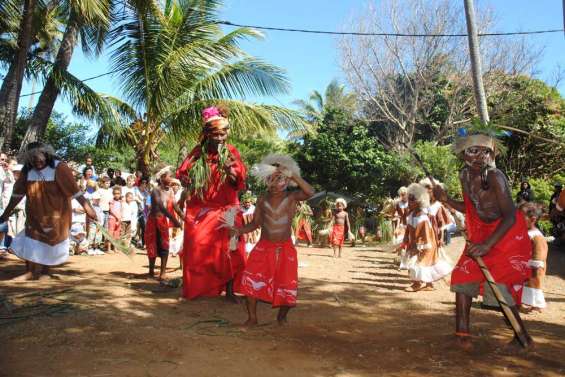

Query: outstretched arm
left=230, top=199, right=263, bottom=236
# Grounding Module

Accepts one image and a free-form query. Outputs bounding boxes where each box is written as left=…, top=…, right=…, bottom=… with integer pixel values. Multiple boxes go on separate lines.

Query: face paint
left=266, top=173, right=289, bottom=192
left=464, top=146, right=493, bottom=169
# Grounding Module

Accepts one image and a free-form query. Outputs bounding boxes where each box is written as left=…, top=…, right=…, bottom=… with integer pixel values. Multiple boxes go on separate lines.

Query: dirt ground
left=1, top=237, right=565, bottom=377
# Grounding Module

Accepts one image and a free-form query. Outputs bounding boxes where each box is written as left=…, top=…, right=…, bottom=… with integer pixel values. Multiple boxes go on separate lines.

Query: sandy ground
left=1, top=236, right=565, bottom=377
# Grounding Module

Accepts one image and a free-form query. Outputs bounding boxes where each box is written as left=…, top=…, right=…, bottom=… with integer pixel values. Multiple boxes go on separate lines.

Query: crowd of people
left=1, top=104, right=564, bottom=350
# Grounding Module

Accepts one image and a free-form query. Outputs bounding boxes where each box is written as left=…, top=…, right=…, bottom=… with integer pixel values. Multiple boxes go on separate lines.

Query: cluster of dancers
left=2, top=104, right=563, bottom=346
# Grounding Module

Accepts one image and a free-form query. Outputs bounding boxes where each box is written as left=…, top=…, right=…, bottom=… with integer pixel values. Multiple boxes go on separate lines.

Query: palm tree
left=294, top=79, right=357, bottom=124
left=97, top=0, right=305, bottom=175
left=0, top=0, right=36, bottom=150
left=19, top=0, right=115, bottom=151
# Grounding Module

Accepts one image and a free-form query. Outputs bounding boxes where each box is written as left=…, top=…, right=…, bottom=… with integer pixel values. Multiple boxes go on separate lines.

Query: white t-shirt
left=72, top=199, right=86, bottom=223
left=121, top=201, right=139, bottom=222
left=98, top=188, right=113, bottom=211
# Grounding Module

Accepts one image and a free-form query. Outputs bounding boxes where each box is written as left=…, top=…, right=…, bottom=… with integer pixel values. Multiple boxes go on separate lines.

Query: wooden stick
left=403, top=143, right=529, bottom=348
left=474, top=255, right=529, bottom=347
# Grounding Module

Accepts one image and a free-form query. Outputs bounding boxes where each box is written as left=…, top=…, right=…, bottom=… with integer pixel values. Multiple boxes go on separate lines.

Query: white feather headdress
left=251, top=154, right=301, bottom=187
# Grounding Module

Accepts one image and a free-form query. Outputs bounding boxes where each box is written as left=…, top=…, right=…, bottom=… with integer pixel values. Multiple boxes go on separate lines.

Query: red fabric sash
left=451, top=195, right=531, bottom=303
left=238, top=238, right=298, bottom=307
left=329, top=224, right=345, bottom=246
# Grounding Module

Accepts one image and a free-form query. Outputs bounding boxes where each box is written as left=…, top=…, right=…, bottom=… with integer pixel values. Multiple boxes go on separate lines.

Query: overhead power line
left=19, top=69, right=121, bottom=98
left=219, top=21, right=564, bottom=37
left=17, top=18, right=563, bottom=99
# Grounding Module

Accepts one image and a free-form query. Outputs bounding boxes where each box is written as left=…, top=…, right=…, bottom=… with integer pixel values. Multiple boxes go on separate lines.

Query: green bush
left=537, top=220, right=552, bottom=236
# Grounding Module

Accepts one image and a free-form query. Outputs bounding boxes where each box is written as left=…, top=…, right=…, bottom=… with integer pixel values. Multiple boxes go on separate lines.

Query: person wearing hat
left=433, top=129, right=534, bottom=350
left=176, top=105, right=247, bottom=302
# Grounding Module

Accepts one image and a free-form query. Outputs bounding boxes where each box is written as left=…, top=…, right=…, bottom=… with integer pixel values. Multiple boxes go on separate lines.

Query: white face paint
left=266, top=172, right=289, bottom=192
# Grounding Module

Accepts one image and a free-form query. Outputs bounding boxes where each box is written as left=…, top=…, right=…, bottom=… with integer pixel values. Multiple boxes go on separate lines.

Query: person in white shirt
left=98, top=176, right=113, bottom=228
left=121, top=192, right=139, bottom=246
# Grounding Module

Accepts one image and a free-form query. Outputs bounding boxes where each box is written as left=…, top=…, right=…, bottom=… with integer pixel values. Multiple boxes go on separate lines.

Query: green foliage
left=291, top=107, right=399, bottom=204
left=537, top=220, right=553, bottom=236
left=232, top=134, right=287, bottom=192
left=412, top=141, right=462, bottom=198
left=512, top=175, right=565, bottom=208
left=12, top=110, right=135, bottom=171
left=489, top=75, right=565, bottom=181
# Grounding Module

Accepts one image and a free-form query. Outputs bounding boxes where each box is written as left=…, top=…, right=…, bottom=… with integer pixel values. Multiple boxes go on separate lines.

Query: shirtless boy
left=227, top=154, right=314, bottom=325
left=145, top=167, right=183, bottom=281
left=330, top=198, right=351, bottom=258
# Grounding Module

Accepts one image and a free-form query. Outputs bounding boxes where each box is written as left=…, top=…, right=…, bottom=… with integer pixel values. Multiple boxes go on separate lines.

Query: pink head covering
left=200, top=106, right=230, bottom=143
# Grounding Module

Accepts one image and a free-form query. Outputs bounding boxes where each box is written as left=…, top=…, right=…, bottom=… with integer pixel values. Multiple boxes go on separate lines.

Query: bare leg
left=159, top=254, right=168, bottom=281
left=277, top=306, right=291, bottom=325
left=14, top=261, right=34, bottom=281
left=244, top=296, right=258, bottom=326
left=332, top=245, right=337, bottom=258
left=148, top=257, right=156, bottom=278
left=225, top=280, right=239, bottom=303
left=455, top=292, right=473, bottom=350
left=338, top=246, right=342, bottom=258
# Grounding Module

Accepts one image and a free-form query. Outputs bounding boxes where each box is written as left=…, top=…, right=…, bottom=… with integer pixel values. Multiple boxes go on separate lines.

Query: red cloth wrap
left=238, top=238, right=298, bottom=307
left=144, top=215, right=170, bottom=258
left=144, top=196, right=175, bottom=258
left=451, top=195, right=531, bottom=304
left=177, top=144, right=247, bottom=299
left=295, top=218, right=313, bottom=243
left=329, top=224, right=345, bottom=246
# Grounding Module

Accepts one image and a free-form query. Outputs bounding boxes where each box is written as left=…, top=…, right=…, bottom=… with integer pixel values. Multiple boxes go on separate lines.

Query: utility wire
left=17, top=19, right=563, bottom=99
left=219, top=21, right=564, bottom=37
left=19, top=68, right=121, bottom=98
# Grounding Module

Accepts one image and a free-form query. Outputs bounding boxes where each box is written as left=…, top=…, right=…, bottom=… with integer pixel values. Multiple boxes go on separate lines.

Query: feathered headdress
left=251, top=154, right=301, bottom=187
left=154, top=165, right=171, bottom=181
left=335, top=198, right=347, bottom=208
left=453, top=118, right=510, bottom=156
left=407, top=183, right=430, bottom=209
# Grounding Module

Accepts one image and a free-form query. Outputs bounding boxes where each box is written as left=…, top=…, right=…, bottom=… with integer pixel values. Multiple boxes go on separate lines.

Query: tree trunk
left=19, top=13, right=78, bottom=153
left=0, top=0, right=36, bottom=152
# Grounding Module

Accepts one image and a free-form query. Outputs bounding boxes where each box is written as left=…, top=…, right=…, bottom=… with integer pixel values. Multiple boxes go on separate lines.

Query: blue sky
left=14, top=0, right=565, bottom=122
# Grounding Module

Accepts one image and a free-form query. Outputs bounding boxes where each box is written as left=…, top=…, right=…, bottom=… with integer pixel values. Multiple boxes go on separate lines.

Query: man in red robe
left=434, top=132, right=534, bottom=350
left=176, top=106, right=246, bottom=302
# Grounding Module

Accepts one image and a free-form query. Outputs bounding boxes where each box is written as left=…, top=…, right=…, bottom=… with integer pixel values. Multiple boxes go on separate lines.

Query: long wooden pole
left=463, top=0, right=489, bottom=124
left=461, top=0, right=529, bottom=347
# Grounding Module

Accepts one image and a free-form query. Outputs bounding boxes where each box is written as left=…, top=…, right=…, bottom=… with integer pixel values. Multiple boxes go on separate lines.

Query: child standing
left=520, top=202, right=548, bottom=313
left=144, top=167, right=182, bottom=281
left=86, top=192, right=104, bottom=255
left=121, top=192, right=138, bottom=246
left=107, top=186, right=122, bottom=252
left=329, top=198, right=351, bottom=258
left=398, top=183, right=452, bottom=292
left=98, top=176, right=113, bottom=229
left=227, top=154, right=314, bottom=326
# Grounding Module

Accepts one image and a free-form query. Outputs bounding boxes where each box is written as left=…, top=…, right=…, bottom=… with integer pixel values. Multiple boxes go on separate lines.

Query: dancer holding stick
left=414, top=129, right=533, bottom=350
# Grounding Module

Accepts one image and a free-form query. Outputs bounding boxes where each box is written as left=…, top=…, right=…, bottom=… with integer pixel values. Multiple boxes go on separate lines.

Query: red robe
left=176, top=144, right=247, bottom=299
left=451, top=195, right=531, bottom=304
left=239, top=238, right=298, bottom=307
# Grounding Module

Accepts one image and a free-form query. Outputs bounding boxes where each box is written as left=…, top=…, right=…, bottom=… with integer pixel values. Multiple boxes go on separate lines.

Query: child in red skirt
left=227, top=154, right=314, bottom=325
